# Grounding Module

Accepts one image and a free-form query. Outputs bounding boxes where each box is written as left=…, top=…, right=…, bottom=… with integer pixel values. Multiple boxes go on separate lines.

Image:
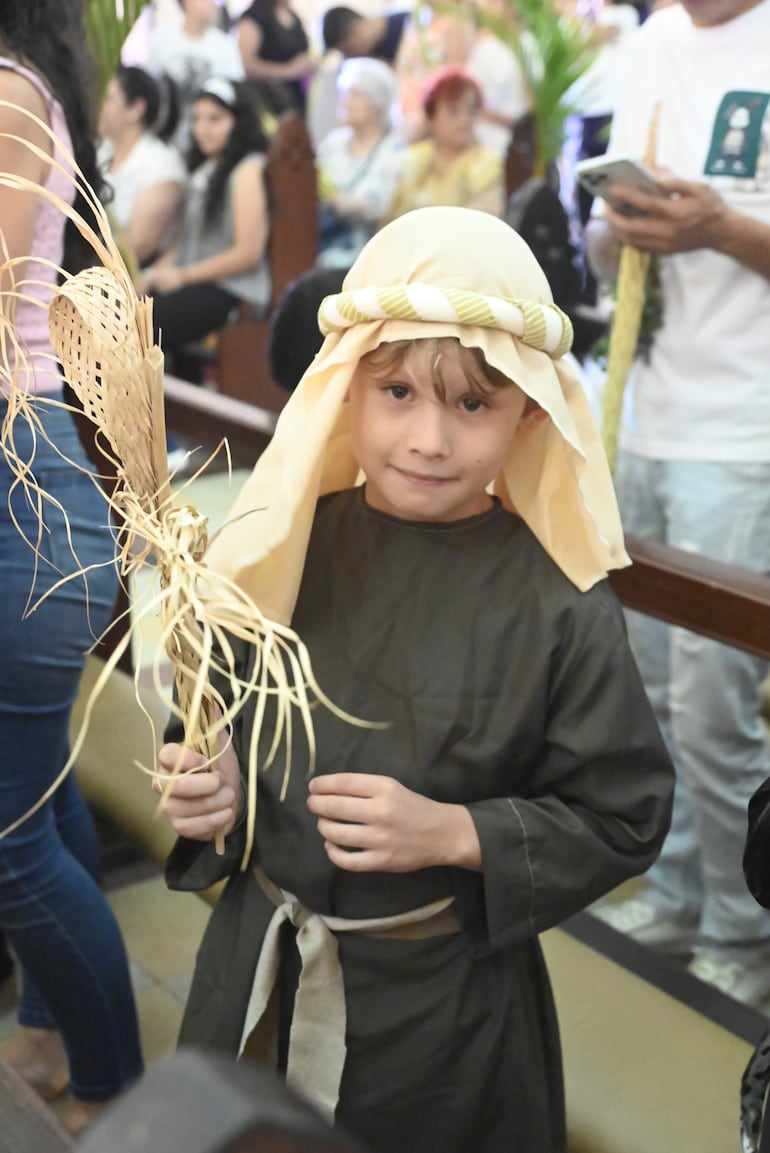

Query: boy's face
left=348, top=341, right=528, bottom=523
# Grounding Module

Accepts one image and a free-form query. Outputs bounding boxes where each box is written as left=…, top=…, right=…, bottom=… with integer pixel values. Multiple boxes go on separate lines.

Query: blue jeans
left=614, top=453, right=770, bottom=956
left=0, top=398, right=143, bottom=1100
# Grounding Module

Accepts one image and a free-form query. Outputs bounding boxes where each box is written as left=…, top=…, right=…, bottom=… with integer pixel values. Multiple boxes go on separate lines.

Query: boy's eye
left=461, top=396, right=486, bottom=413
left=386, top=384, right=410, bottom=400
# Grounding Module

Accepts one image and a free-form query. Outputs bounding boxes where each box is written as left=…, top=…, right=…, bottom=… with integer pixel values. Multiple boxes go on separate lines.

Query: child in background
left=155, top=206, right=674, bottom=1153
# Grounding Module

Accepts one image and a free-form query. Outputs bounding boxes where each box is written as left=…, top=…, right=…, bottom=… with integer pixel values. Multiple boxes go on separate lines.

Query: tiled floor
left=0, top=872, right=211, bottom=1067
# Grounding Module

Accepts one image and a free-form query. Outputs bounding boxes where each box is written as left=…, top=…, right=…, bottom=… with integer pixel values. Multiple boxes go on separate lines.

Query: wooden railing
left=610, top=535, right=770, bottom=661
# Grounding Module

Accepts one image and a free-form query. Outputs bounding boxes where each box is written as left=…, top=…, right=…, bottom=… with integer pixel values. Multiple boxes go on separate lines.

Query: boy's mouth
left=396, top=468, right=453, bottom=485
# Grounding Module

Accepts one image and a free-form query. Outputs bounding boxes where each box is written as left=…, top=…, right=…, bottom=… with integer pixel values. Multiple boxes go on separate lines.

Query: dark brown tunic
left=167, top=489, right=674, bottom=1153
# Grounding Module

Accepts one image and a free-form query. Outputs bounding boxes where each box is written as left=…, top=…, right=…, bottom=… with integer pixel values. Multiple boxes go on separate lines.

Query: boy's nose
left=407, top=405, right=451, bottom=457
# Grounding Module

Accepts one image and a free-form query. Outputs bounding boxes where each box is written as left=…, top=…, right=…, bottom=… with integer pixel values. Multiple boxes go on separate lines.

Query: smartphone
left=576, top=155, right=662, bottom=215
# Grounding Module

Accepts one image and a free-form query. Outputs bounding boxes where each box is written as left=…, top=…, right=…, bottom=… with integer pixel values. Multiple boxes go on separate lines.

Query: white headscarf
left=336, top=56, right=400, bottom=130
left=205, top=207, right=629, bottom=624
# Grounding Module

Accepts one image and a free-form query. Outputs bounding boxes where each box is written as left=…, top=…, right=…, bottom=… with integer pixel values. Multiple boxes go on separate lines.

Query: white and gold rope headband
left=318, top=283, right=574, bottom=358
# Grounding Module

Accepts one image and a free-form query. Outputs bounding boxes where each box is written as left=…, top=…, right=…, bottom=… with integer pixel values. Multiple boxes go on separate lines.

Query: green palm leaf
left=429, top=0, right=597, bottom=175
left=85, top=0, right=154, bottom=99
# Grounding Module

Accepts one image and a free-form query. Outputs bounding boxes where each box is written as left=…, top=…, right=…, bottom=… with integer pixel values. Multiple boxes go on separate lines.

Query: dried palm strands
left=0, top=103, right=372, bottom=866
left=600, top=103, right=661, bottom=472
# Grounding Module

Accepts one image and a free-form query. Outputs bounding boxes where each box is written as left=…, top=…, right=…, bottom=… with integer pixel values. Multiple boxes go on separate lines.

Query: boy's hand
left=154, top=740, right=241, bottom=842
left=307, top=774, right=481, bottom=873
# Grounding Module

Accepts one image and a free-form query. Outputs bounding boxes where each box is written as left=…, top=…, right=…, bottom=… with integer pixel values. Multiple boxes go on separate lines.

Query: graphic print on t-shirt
left=704, top=91, right=770, bottom=184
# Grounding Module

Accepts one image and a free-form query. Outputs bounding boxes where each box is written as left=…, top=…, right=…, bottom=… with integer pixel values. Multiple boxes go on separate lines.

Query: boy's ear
left=520, top=399, right=548, bottom=431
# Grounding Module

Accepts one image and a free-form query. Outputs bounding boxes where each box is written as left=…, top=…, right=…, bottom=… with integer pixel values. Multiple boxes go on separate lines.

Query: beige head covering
left=205, top=207, right=629, bottom=625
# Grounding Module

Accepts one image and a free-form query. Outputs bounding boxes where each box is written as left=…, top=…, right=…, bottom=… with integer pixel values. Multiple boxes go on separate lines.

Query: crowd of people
left=1, top=0, right=770, bottom=1149
left=101, top=0, right=539, bottom=345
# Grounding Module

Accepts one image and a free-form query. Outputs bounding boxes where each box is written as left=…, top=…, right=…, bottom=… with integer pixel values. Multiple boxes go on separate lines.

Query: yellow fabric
left=318, top=283, right=573, bottom=358
left=204, top=206, right=630, bottom=625
left=386, top=140, right=506, bottom=222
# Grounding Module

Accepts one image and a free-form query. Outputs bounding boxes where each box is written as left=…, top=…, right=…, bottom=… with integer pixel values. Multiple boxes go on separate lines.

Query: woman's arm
left=237, top=18, right=315, bottom=82
left=128, top=180, right=184, bottom=265
left=146, top=158, right=268, bottom=292
left=0, top=70, right=54, bottom=294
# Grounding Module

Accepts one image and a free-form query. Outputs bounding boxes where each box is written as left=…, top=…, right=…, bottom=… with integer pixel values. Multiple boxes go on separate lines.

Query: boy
left=156, top=207, right=673, bottom=1153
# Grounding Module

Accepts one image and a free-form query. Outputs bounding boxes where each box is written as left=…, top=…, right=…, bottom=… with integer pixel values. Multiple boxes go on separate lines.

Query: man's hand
left=307, top=773, right=482, bottom=873
left=604, top=173, right=730, bottom=255
left=154, top=739, right=241, bottom=842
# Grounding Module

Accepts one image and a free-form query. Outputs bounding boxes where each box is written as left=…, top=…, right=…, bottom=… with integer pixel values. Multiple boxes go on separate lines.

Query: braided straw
left=0, top=102, right=372, bottom=866
left=318, top=283, right=574, bottom=359
left=601, top=104, right=661, bottom=471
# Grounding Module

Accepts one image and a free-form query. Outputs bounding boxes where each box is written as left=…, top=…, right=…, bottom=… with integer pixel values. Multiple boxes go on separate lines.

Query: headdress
left=205, top=206, right=630, bottom=625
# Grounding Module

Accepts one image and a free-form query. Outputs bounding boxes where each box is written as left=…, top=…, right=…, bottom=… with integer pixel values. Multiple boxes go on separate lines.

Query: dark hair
left=115, top=65, right=180, bottom=142
left=187, top=81, right=269, bottom=225
left=115, top=65, right=159, bottom=128
left=0, top=0, right=104, bottom=276
left=321, top=6, right=362, bottom=51
left=268, top=266, right=346, bottom=392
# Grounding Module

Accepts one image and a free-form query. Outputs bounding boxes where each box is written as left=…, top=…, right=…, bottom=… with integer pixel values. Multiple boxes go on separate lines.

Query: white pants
left=615, top=453, right=770, bottom=956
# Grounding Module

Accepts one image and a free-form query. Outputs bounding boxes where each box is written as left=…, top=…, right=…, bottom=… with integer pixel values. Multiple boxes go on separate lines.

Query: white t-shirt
left=569, top=3, right=640, bottom=118
left=99, top=132, right=187, bottom=232
left=146, top=23, right=245, bottom=89
left=146, top=24, right=245, bottom=149
left=466, top=31, right=530, bottom=157
left=605, top=0, right=770, bottom=462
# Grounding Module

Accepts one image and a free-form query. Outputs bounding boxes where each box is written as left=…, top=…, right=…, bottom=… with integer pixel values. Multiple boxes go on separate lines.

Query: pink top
left=0, top=58, right=75, bottom=395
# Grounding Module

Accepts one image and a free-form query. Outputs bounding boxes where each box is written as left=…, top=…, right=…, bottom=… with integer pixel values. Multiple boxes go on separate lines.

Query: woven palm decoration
left=0, top=104, right=365, bottom=861
left=600, top=103, right=661, bottom=472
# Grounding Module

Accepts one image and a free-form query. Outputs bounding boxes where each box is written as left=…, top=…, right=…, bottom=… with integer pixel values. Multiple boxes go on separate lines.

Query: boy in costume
left=155, top=207, right=674, bottom=1153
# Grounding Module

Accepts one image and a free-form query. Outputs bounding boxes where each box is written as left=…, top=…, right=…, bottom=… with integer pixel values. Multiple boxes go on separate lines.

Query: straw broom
left=600, top=103, right=661, bottom=472
left=0, top=103, right=372, bottom=864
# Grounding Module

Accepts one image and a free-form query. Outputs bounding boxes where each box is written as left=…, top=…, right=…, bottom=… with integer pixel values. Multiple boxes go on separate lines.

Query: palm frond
left=84, top=0, right=154, bottom=99
left=431, top=0, right=598, bottom=174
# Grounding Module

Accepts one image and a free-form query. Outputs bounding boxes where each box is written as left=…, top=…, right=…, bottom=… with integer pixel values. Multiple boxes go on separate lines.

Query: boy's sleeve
left=454, top=586, right=675, bottom=956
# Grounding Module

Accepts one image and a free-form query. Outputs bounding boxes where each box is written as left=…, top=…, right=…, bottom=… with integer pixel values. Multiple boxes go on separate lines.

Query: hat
left=205, top=207, right=629, bottom=625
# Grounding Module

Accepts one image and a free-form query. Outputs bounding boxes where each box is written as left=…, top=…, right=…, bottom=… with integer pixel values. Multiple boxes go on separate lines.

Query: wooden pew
left=612, top=533, right=770, bottom=658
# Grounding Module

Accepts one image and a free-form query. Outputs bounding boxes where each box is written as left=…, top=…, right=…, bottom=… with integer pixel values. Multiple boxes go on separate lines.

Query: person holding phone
left=585, top=0, right=770, bottom=1009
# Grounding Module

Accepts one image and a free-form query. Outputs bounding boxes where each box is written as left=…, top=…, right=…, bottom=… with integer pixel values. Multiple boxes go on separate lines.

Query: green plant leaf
left=85, top=0, right=154, bottom=100
left=430, top=0, right=598, bottom=174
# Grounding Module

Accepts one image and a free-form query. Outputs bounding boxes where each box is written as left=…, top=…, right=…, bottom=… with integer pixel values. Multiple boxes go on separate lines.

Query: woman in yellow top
left=386, top=67, right=506, bottom=222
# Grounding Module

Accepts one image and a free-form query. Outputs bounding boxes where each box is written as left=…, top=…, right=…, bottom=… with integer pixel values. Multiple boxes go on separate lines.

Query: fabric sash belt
left=237, top=864, right=460, bottom=1122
